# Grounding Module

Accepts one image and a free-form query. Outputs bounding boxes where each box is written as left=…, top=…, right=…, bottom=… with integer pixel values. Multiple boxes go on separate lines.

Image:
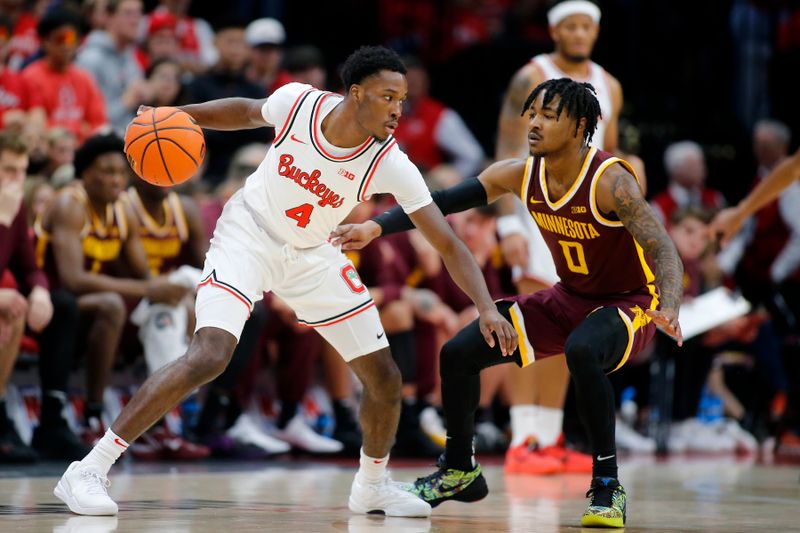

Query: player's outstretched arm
left=170, top=97, right=269, bottom=131
left=330, top=159, right=525, bottom=250
left=598, top=164, right=684, bottom=345
left=408, top=203, right=518, bottom=356
left=710, top=148, right=800, bottom=246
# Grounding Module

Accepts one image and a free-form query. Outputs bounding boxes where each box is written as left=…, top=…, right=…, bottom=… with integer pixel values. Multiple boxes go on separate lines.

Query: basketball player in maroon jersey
left=332, top=78, right=683, bottom=528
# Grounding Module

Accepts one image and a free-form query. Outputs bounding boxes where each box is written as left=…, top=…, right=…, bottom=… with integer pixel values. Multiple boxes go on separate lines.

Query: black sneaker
left=0, top=424, right=38, bottom=463
left=31, top=419, right=91, bottom=460
left=409, top=455, right=488, bottom=507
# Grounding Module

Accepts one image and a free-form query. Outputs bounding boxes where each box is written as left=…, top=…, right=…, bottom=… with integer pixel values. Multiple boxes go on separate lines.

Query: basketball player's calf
left=54, top=327, right=237, bottom=515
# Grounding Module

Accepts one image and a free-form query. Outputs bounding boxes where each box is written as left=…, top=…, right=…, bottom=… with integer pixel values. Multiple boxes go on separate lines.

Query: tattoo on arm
left=506, top=69, right=533, bottom=115
left=610, top=168, right=684, bottom=311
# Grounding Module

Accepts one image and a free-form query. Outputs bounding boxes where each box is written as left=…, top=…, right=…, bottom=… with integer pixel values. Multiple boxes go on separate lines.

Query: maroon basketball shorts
left=503, top=282, right=658, bottom=371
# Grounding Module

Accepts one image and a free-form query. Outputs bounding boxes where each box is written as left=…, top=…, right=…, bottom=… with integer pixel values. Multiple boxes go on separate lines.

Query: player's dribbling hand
left=708, top=206, right=746, bottom=248
left=478, top=307, right=518, bottom=356
left=329, top=221, right=382, bottom=250
left=646, top=308, right=683, bottom=346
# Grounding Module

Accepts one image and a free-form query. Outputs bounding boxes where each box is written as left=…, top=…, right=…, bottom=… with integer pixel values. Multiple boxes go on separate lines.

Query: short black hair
left=522, top=77, right=601, bottom=146
left=340, top=46, right=406, bottom=90
left=74, top=133, right=125, bottom=177
left=37, top=8, right=84, bottom=38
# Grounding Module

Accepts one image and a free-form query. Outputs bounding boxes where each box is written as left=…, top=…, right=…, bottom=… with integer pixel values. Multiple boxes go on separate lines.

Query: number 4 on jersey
left=285, top=203, right=313, bottom=228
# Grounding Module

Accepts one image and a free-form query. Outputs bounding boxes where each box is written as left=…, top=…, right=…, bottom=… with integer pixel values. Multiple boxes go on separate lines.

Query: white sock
left=81, top=429, right=129, bottom=475
left=537, top=407, right=564, bottom=448
left=356, top=448, right=388, bottom=484
left=510, top=404, right=540, bottom=447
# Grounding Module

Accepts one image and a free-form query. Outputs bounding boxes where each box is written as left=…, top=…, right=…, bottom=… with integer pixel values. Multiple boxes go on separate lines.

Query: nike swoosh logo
left=596, top=454, right=615, bottom=461
left=290, top=134, right=306, bottom=144
left=530, top=197, right=544, bottom=204
left=114, top=438, right=128, bottom=448
left=377, top=332, right=384, bottom=339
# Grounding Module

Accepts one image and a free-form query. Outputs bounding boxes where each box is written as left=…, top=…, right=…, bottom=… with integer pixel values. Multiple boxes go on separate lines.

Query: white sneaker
left=419, top=407, right=446, bottom=448
left=273, top=415, right=344, bottom=453
left=721, top=419, right=758, bottom=453
left=54, top=462, right=118, bottom=516
left=683, top=419, right=736, bottom=453
left=226, top=413, right=291, bottom=455
left=348, top=474, right=432, bottom=517
left=615, top=419, right=656, bottom=453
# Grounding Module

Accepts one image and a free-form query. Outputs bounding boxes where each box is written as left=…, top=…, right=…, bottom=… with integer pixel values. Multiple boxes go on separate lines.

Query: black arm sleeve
left=372, top=177, right=488, bottom=236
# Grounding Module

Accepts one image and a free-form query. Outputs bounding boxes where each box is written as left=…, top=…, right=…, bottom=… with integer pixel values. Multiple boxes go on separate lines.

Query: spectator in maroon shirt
left=0, top=132, right=53, bottom=462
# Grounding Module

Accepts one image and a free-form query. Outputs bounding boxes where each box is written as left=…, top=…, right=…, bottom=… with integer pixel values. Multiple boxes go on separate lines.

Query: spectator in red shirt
left=142, top=0, right=217, bottom=74
left=0, top=132, right=53, bottom=462
left=1, top=0, right=41, bottom=71
left=0, top=15, right=45, bottom=132
left=393, top=57, right=484, bottom=179
left=20, top=9, right=107, bottom=142
left=650, top=141, right=726, bottom=228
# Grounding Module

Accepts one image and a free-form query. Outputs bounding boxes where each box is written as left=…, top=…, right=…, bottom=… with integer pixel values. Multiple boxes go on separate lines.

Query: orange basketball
left=124, top=107, right=205, bottom=187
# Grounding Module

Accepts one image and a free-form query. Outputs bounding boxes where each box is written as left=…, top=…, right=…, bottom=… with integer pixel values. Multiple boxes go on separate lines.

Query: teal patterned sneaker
left=409, top=455, right=488, bottom=508
left=581, top=476, right=627, bottom=528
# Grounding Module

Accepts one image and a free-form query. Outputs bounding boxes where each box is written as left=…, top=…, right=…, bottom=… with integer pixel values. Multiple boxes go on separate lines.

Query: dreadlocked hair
left=521, top=78, right=601, bottom=146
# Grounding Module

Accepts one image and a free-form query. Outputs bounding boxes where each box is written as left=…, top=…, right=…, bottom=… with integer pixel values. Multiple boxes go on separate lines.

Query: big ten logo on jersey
left=340, top=264, right=366, bottom=293
left=277, top=153, right=345, bottom=208
left=571, top=206, right=587, bottom=214
left=338, top=168, right=356, bottom=181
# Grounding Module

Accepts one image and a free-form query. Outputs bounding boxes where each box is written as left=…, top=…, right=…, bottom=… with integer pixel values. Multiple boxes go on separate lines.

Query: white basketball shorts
left=195, top=190, right=389, bottom=361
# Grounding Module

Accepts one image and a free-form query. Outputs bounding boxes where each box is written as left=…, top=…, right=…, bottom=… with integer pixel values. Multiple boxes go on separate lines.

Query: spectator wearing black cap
left=188, top=17, right=269, bottom=185
left=33, top=133, right=189, bottom=446
left=20, top=9, right=107, bottom=142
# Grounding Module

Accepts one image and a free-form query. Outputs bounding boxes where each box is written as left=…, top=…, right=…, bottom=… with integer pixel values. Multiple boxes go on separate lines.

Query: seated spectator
left=40, top=127, right=77, bottom=185
left=3, top=0, right=41, bottom=71
left=650, top=140, right=726, bottom=227
left=23, top=175, right=55, bottom=226
left=0, top=132, right=53, bottom=462
left=281, top=45, right=326, bottom=89
left=76, top=0, right=145, bottom=135
left=393, top=56, right=485, bottom=179
left=34, top=133, right=188, bottom=444
left=135, top=11, right=181, bottom=72
left=244, top=17, right=286, bottom=93
left=138, top=58, right=191, bottom=109
left=21, top=9, right=107, bottom=142
left=0, top=14, right=45, bottom=131
left=188, top=17, right=269, bottom=184
left=142, top=0, right=217, bottom=74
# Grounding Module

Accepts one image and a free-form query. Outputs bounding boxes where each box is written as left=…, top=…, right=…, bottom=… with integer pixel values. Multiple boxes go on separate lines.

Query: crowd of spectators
left=1, top=0, right=799, bottom=467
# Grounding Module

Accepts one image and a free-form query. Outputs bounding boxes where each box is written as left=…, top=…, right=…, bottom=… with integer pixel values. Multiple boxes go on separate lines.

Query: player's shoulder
left=270, top=82, right=317, bottom=100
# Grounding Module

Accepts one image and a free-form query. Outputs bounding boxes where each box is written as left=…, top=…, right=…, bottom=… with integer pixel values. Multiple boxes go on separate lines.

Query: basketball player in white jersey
left=493, top=0, right=630, bottom=474
left=53, top=46, right=517, bottom=518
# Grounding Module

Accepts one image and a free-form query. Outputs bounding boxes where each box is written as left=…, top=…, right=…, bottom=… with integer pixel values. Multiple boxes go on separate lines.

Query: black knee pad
left=564, top=307, right=630, bottom=376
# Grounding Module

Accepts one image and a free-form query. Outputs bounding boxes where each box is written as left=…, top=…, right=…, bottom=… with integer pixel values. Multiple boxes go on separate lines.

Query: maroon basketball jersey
left=522, top=147, right=657, bottom=299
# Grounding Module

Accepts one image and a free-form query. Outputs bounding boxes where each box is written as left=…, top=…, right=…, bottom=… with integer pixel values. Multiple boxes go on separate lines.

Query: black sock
left=278, top=401, right=298, bottom=429
left=593, top=448, right=618, bottom=479
left=388, top=331, right=416, bottom=384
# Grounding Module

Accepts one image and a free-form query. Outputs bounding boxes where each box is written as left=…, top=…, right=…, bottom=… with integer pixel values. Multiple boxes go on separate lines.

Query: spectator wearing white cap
left=244, top=17, right=286, bottom=93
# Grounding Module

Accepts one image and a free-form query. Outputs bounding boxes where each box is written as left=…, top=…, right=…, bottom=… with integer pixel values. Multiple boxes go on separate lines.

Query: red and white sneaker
left=504, top=438, right=563, bottom=475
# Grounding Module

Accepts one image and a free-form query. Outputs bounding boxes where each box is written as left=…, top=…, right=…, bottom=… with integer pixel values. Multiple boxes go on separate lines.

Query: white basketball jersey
left=242, top=83, right=432, bottom=249
left=531, top=54, right=612, bottom=150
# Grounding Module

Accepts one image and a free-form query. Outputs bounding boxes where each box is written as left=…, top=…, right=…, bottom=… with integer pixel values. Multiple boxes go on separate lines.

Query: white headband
left=547, top=1, right=601, bottom=26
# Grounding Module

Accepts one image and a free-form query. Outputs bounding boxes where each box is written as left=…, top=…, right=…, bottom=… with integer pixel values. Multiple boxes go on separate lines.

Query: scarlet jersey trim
left=297, top=299, right=375, bottom=327
left=273, top=88, right=315, bottom=147
left=309, top=92, right=376, bottom=162
left=358, top=139, right=397, bottom=201
left=197, top=270, right=253, bottom=314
